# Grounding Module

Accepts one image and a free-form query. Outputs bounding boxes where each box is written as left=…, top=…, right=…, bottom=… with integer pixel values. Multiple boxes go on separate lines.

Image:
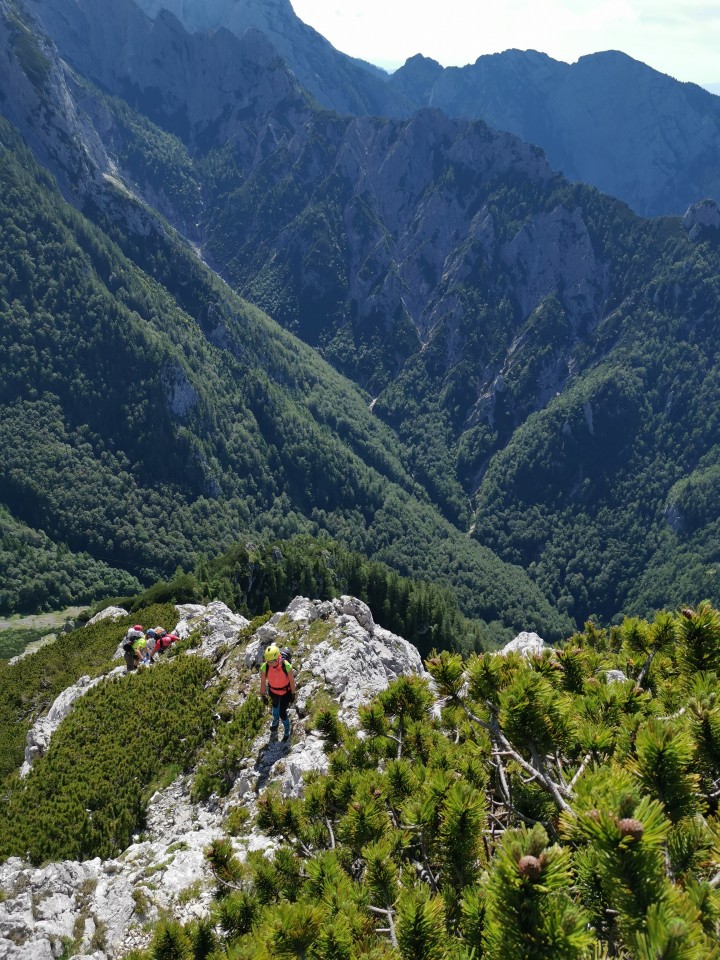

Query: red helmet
left=133, top=624, right=144, bottom=632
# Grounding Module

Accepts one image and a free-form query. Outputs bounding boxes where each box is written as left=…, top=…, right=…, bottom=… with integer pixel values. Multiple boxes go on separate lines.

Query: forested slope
left=4, top=0, right=720, bottom=632
left=0, top=115, right=570, bottom=640
left=61, top=36, right=720, bottom=629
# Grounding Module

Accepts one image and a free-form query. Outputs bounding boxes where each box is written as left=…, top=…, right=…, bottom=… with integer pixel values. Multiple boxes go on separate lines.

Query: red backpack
left=265, top=658, right=291, bottom=694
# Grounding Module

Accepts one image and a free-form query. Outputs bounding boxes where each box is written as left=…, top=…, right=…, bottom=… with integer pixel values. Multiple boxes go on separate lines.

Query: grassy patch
left=0, top=627, right=49, bottom=661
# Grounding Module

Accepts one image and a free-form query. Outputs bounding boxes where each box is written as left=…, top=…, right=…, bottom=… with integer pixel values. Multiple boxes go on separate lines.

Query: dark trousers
left=271, top=691, right=292, bottom=720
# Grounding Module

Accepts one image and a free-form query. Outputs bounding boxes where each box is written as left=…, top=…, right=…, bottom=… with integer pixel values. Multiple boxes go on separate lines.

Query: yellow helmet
left=264, top=643, right=280, bottom=663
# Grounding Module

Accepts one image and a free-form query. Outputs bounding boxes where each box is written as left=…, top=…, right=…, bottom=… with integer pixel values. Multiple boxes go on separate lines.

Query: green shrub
left=0, top=652, right=216, bottom=863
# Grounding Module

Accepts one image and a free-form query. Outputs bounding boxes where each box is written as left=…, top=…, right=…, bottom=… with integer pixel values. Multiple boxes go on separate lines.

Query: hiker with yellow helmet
left=259, top=643, right=296, bottom=741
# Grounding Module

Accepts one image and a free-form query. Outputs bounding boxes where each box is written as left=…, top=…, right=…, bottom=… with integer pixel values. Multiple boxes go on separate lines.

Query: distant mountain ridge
left=30, top=0, right=406, bottom=119
left=388, top=48, right=720, bottom=218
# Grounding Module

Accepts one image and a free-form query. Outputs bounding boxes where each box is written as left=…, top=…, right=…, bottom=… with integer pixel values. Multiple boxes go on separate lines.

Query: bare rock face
left=391, top=48, right=720, bottom=218
left=86, top=607, right=129, bottom=626
left=174, top=599, right=250, bottom=657
left=129, top=0, right=401, bottom=118
left=499, top=631, right=549, bottom=658
left=683, top=199, right=720, bottom=241
left=604, top=669, right=628, bottom=684
left=245, top=595, right=426, bottom=724
left=0, top=0, right=112, bottom=202
left=0, top=596, right=428, bottom=959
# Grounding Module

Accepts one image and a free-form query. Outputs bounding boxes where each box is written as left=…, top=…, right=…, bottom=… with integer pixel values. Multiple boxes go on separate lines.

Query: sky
left=290, top=0, right=720, bottom=89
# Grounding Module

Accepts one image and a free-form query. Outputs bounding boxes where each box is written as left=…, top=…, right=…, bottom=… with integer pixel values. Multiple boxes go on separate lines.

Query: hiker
left=259, top=643, right=296, bottom=741
left=152, top=628, right=174, bottom=657
left=122, top=626, right=141, bottom=673
left=131, top=626, right=149, bottom=667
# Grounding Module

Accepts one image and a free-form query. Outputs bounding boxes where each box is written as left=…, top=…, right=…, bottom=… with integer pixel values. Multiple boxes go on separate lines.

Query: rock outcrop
left=86, top=607, right=129, bottom=626
left=683, top=198, right=720, bottom=241
left=498, top=631, right=549, bottom=658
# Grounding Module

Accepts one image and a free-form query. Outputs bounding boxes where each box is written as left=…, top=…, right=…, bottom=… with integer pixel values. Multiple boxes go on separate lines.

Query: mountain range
left=2, top=0, right=720, bottom=634
left=90, top=0, right=720, bottom=219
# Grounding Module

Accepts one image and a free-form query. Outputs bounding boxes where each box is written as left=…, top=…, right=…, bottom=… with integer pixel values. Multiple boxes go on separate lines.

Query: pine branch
left=487, top=812, right=507, bottom=833
left=535, top=752, right=574, bottom=814
left=324, top=816, right=336, bottom=850
left=635, top=650, right=656, bottom=689
left=490, top=750, right=512, bottom=806
left=552, top=751, right=570, bottom=791
left=472, top=703, right=574, bottom=815
left=207, top=865, right=247, bottom=894
left=569, top=752, right=592, bottom=789
left=367, top=905, right=399, bottom=949
left=384, top=730, right=404, bottom=760
left=401, top=826, right=440, bottom=893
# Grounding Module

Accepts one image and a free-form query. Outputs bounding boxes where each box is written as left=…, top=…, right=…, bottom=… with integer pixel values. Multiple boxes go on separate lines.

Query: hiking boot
left=270, top=722, right=279, bottom=731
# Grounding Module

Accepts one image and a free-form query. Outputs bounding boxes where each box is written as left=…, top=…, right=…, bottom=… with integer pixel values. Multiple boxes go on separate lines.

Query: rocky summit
left=0, top=595, right=434, bottom=959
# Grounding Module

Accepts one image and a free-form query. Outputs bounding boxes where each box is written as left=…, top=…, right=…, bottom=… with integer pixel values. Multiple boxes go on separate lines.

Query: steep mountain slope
left=0, top=507, right=139, bottom=612
left=27, top=0, right=720, bottom=220
left=0, top=86, right=569, bottom=636
left=27, top=0, right=405, bottom=120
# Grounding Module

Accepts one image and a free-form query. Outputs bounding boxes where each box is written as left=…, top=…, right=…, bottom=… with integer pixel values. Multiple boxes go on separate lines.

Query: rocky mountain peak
left=682, top=198, right=720, bottom=240
left=133, top=0, right=297, bottom=38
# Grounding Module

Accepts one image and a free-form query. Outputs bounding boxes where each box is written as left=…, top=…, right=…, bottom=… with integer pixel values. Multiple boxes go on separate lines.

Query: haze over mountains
left=2, top=0, right=720, bottom=634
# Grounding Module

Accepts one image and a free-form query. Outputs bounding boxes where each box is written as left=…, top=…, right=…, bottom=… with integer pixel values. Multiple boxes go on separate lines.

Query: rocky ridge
left=0, top=594, right=546, bottom=959
left=0, top=595, right=432, bottom=960
left=390, top=49, right=720, bottom=218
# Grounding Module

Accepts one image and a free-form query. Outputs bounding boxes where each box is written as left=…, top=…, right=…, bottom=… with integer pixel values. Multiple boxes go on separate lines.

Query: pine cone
left=517, top=855, right=543, bottom=881
left=681, top=608, right=695, bottom=619
left=616, top=817, right=644, bottom=840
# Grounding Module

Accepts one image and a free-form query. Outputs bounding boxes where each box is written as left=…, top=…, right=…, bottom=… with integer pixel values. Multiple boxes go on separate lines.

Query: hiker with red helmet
left=259, top=644, right=296, bottom=741
left=122, top=625, right=143, bottom=672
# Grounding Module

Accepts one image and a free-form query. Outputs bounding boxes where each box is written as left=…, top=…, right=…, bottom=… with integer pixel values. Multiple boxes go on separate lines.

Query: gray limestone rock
left=174, top=600, right=250, bottom=658
left=86, top=607, right=128, bottom=626
left=683, top=199, right=720, bottom=240
left=604, top=669, right=628, bottom=684
left=499, top=631, right=550, bottom=658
